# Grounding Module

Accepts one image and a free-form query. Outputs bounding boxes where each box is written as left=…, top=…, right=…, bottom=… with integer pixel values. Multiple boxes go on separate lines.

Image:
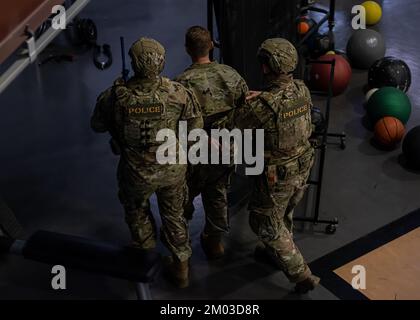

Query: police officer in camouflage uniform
left=175, top=26, right=249, bottom=259
left=91, top=37, right=203, bottom=288
left=224, top=38, right=320, bottom=293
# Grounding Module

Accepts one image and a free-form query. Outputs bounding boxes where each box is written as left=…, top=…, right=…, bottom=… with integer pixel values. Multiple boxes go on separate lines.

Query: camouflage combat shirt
left=175, top=61, right=248, bottom=129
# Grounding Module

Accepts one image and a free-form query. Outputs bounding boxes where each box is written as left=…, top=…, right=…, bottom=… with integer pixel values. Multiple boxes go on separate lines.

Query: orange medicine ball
left=297, top=17, right=315, bottom=35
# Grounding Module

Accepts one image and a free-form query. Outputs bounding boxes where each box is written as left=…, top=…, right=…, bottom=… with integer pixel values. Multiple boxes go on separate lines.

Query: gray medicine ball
left=347, top=29, right=386, bottom=69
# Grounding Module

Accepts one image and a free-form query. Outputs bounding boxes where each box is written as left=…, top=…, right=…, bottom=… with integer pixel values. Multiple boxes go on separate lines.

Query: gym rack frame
left=294, top=58, right=345, bottom=235
left=207, top=0, right=345, bottom=234
left=294, top=0, right=345, bottom=234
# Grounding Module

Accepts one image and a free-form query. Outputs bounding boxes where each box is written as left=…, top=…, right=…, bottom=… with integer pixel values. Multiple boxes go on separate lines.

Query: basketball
left=374, top=117, right=405, bottom=148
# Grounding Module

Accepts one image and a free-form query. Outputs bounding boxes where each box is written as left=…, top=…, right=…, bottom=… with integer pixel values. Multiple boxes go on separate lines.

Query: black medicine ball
left=402, top=126, right=420, bottom=170
left=368, top=57, right=411, bottom=92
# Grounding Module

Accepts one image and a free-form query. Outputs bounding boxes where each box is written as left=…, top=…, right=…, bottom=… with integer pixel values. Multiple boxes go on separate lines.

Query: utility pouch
left=266, top=165, right=278, bottom=188
left=277, top=160, right=300, bottom=180
left=298, top=149, right=314, bottom=172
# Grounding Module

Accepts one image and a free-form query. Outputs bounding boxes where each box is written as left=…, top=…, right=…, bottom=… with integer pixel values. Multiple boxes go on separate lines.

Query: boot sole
left=200, top=236, right=225, bottom=260
left=294, top=276, right=321, bottom=294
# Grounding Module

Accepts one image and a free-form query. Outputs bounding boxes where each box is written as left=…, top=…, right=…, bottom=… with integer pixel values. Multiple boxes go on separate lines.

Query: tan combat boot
left=164, top=256, right=190, bottom=289
left=255, top=243, right=320, bottom=294
left=200, top=233, right=225, bottom=260
left=294, top=275, right=321, bottom=294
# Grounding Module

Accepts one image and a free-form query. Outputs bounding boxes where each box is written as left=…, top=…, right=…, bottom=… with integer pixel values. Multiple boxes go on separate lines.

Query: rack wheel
left=340, top=137, right=346, bottom=150
left=325, top=224, right=337, bottom=235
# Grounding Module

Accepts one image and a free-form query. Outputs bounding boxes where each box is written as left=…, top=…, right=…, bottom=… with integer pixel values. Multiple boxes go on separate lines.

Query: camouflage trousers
left=118, top=161, right=191, bottom=262
left=248, top=148, right=315, bottom=283
left=184, top=164, right=234, bottom=237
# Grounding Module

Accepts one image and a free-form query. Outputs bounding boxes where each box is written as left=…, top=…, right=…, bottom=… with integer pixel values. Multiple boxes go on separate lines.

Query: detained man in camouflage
left=175, top=26, right=249, bottom=259
left=223, top=38, right=320, bottom=294
left=91, top=37, right=203, bottom=288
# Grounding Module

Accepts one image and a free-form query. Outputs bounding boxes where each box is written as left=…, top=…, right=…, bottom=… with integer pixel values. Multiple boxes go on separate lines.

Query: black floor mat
left=0, top=197, right=24, bottom=239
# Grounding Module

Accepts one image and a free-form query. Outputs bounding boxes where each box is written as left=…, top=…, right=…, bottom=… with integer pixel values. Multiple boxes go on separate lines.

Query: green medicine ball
left=366, top=87, right=412, bottom=124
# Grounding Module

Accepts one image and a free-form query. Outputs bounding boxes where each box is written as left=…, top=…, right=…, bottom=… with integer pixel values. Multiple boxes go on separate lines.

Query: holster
left=272, top=148, right=315, bottom=181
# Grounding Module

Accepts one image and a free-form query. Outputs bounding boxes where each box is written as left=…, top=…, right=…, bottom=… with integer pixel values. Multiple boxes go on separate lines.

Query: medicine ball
left=365, top=88, right=379, bottom=103
left=366, top=87, right=412, bottom=124
left=309, top=54, right=352, bottom=96
left=368, top=57, right=412, bottom=93
left=298, top=17, right=316, bottom=35
left=361, top=1, right=383, bottom=26
left=347, top=29, right=386, bottom=69
left=374, top=117, right=405, bottom=148
left=402, top=126, right=420, bottom=170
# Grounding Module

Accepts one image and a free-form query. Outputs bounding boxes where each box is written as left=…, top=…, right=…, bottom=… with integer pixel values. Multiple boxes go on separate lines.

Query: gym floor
left=0, top=0, right=419, bottom=300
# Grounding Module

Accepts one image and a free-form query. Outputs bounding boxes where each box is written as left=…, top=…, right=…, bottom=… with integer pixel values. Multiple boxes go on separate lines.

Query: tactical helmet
left=129, top=37, right=166, bottom=78
left=257, top=38, right=298, bottom=74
